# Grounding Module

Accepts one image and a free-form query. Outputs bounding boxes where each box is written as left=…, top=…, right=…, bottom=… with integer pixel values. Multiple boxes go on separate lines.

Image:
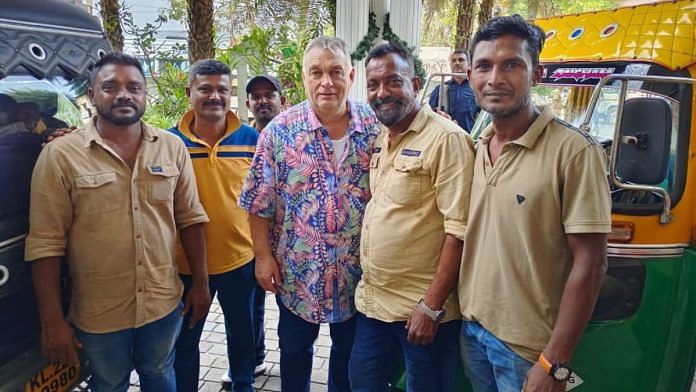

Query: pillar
left=389, top=0, right=422, bottom=52
left=336, top=0, right=370, bottom=101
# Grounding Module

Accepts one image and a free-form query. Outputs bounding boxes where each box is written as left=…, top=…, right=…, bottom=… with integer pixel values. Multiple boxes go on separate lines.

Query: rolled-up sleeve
left=431, top=130, right=475, bottom=241
left=238, top=126, right=278, bottom=218
left=173, top=142, right=209, bottom=229
left=25, top=145, right=73, bottom=261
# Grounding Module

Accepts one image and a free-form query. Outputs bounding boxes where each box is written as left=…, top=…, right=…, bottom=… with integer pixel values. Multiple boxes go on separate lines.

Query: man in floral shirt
left=239, top=36, right=379, bottom=391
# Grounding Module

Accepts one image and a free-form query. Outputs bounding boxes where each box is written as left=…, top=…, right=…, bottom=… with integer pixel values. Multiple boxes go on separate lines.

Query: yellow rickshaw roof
left=534, top=0, right=696, bottom=71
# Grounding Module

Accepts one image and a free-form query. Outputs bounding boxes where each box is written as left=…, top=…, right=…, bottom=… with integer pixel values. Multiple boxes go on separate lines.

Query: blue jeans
left=459, top=321, right=534, bottom=392
left=254, top=282, right=266, bottom=365
left=74, top=303, right=183, bottom=392
left=277, top=298, right=356, bottom=392
left=349, top=313, right=461, bottom=392
left=174, top=262, right=257, bottom=392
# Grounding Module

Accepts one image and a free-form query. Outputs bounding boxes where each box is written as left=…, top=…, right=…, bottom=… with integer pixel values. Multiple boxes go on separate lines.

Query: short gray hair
left=302, top=36, right=352, bottom=71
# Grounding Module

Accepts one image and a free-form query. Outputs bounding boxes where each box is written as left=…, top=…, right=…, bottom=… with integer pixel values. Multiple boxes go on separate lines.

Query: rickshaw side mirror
left=615, top=98, right=672, bottom=185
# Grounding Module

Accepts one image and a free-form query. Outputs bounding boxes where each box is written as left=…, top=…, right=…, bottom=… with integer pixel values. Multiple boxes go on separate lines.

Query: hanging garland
left=350, top=12, right=427, bottom=82
left=351, top=12, right=380, bottom=63
left=381, top=13, right=427, bottom=82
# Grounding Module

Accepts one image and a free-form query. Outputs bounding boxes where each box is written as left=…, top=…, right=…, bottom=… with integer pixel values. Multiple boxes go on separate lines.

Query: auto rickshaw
left=401, top=1, right=696, bottom=391
left=0, top=1, right=111, bottom=391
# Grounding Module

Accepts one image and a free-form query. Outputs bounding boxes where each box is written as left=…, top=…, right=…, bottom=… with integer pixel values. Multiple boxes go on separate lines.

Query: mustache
left=203, top=99, right=225, bottom=107
left=372, top=97, right=402, bottom=109
left=111, top=101, right=138, bottom=110
left=484, top=89, right=513, bottom=96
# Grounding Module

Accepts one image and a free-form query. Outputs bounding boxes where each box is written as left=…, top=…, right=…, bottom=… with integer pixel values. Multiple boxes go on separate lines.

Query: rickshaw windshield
left=533, top=84, right=680, bottom=145
left=0, top=74, right=90, bottom=133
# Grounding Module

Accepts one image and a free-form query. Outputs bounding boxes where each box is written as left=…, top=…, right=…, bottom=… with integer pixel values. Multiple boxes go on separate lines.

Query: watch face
left=553, top=366, right=571, bottom=381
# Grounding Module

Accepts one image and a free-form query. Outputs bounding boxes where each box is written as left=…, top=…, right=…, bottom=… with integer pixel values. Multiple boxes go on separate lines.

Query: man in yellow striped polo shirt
left=169, top=60, right=260, bottom=392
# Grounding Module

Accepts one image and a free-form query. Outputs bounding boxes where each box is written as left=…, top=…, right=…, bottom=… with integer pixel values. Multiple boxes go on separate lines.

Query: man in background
left=428, top=48, right=480, bottom=132
left=246, top=74, right=286, bottom=132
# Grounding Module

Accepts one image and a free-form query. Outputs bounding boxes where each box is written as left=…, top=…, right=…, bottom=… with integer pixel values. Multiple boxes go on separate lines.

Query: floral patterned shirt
left=239, top=100, right=380, bottom=323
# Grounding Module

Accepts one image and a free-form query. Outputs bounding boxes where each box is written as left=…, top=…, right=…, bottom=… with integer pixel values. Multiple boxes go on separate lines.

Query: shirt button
left=137, top=288, right=143, bottom=293
left=136, top=234, right=141, bottom=239
left=134, top=206, right=139, bottom=211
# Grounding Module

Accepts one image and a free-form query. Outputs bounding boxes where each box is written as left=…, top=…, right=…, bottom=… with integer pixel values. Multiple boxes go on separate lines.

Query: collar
left=447, top=78, right=470, bottom=87
left=83, top=116, right=158, bottom=148
left=479, top=105, right=554, bottom=149
left=379, top=104, right=432, bottom=142
left=177, top=109, right=242, bottom=142
left=306, top=99, right=366, bottom=134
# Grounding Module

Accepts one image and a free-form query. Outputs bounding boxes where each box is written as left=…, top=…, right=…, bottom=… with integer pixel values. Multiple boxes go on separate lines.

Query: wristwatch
left=539, top=352, right=572, bottom=382
left=417, top=298, right=446, bottom=322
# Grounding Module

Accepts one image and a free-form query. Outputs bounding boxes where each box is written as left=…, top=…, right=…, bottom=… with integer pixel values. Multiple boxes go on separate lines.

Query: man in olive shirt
left=458, top=16, right=611, bottom=392
left=349, top=42, right=475, bottom=392
left=25, top=53, right=211, bottom=392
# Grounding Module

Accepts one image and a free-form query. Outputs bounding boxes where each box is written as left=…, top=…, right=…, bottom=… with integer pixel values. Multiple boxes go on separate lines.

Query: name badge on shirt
left=402, top=149, right=421, bottom=157
left=149, top=165, right=164, bottom=173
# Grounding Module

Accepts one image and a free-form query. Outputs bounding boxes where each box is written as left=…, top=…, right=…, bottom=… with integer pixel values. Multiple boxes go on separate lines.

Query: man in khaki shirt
left=457, top=16, right=611, bottom=392
left=25, top=53, right=211, bottom=392
left=349, top=43, right=474, bottom=392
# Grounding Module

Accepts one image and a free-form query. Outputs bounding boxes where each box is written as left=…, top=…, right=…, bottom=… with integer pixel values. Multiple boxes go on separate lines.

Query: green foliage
left=382, top=14, right=427, bottom=83
left=224, top=27, right=278, bottom=74
left=351, top=12, right=380, bottom=63
left=142, top=63, right=189, bottom=129
left=220, top=25, right=310, bottom=105
left=420, top=0, right=458, bottom=47
left=496, top=0, right=617, bottom=19
left=419, top=0, right=618, bottom=47
left=121, top=6, right=188, bottom=130
left=276, top=32, right=310, bottom=105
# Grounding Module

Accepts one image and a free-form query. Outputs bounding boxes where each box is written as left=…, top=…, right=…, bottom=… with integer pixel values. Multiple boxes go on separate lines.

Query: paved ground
left=112, top=292, right=696, bottom=392
left=127, top=293, right=330, bottom=392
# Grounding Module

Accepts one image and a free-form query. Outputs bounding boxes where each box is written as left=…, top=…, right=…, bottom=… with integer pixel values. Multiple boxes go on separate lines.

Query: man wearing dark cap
left=245, top=75, right=286, bottom=132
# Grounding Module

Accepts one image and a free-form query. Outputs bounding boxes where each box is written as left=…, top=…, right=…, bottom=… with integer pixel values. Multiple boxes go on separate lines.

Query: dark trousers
left=349, top=313, right=461, bottom=392
left=174, top=262, right=257, bottom=392
left=253, top=282, right=266, bottom=365
left=277, top=297, right=356, bottom=392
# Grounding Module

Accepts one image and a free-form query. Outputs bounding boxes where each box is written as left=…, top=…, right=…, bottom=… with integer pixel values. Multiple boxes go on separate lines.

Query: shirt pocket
left=369, top=154, right=380, bottom=192
left=146, top=164, right=179, bottom=204
left=74, top=172, right=121, bottom=215
left=387, top=157, right=423, bottom=207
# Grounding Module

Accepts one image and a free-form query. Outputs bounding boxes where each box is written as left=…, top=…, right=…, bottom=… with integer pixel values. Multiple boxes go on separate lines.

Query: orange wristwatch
left=539, top=352, right=572, bottom=382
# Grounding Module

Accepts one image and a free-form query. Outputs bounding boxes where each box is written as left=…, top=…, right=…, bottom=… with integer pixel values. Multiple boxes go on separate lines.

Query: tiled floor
left=127, top=293, right=330, bottom=392
left=110, top=292, right=696, bottom=392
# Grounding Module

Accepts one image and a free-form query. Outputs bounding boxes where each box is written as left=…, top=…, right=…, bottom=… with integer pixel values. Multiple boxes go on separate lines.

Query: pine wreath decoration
left=381, top=13, right=426, bottom=82
left=349, top=12, right=427, bottom=82
left=350, top=12, right=380, bottom=63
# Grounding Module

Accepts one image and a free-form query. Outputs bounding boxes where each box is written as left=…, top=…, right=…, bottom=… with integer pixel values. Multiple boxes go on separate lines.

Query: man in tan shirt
left=349, top=42, right=474, bottom=392
left=25, top=53, right=211, bottom=392
left=457, top=16, right=611, bottom=392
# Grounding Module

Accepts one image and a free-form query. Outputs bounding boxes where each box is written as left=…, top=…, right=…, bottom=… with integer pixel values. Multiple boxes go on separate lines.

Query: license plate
left=24, top=363, right=80, bottom=392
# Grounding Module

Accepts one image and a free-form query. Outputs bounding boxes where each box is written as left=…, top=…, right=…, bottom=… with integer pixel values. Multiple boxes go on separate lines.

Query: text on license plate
left=24, top=363, right=80, bottom=392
